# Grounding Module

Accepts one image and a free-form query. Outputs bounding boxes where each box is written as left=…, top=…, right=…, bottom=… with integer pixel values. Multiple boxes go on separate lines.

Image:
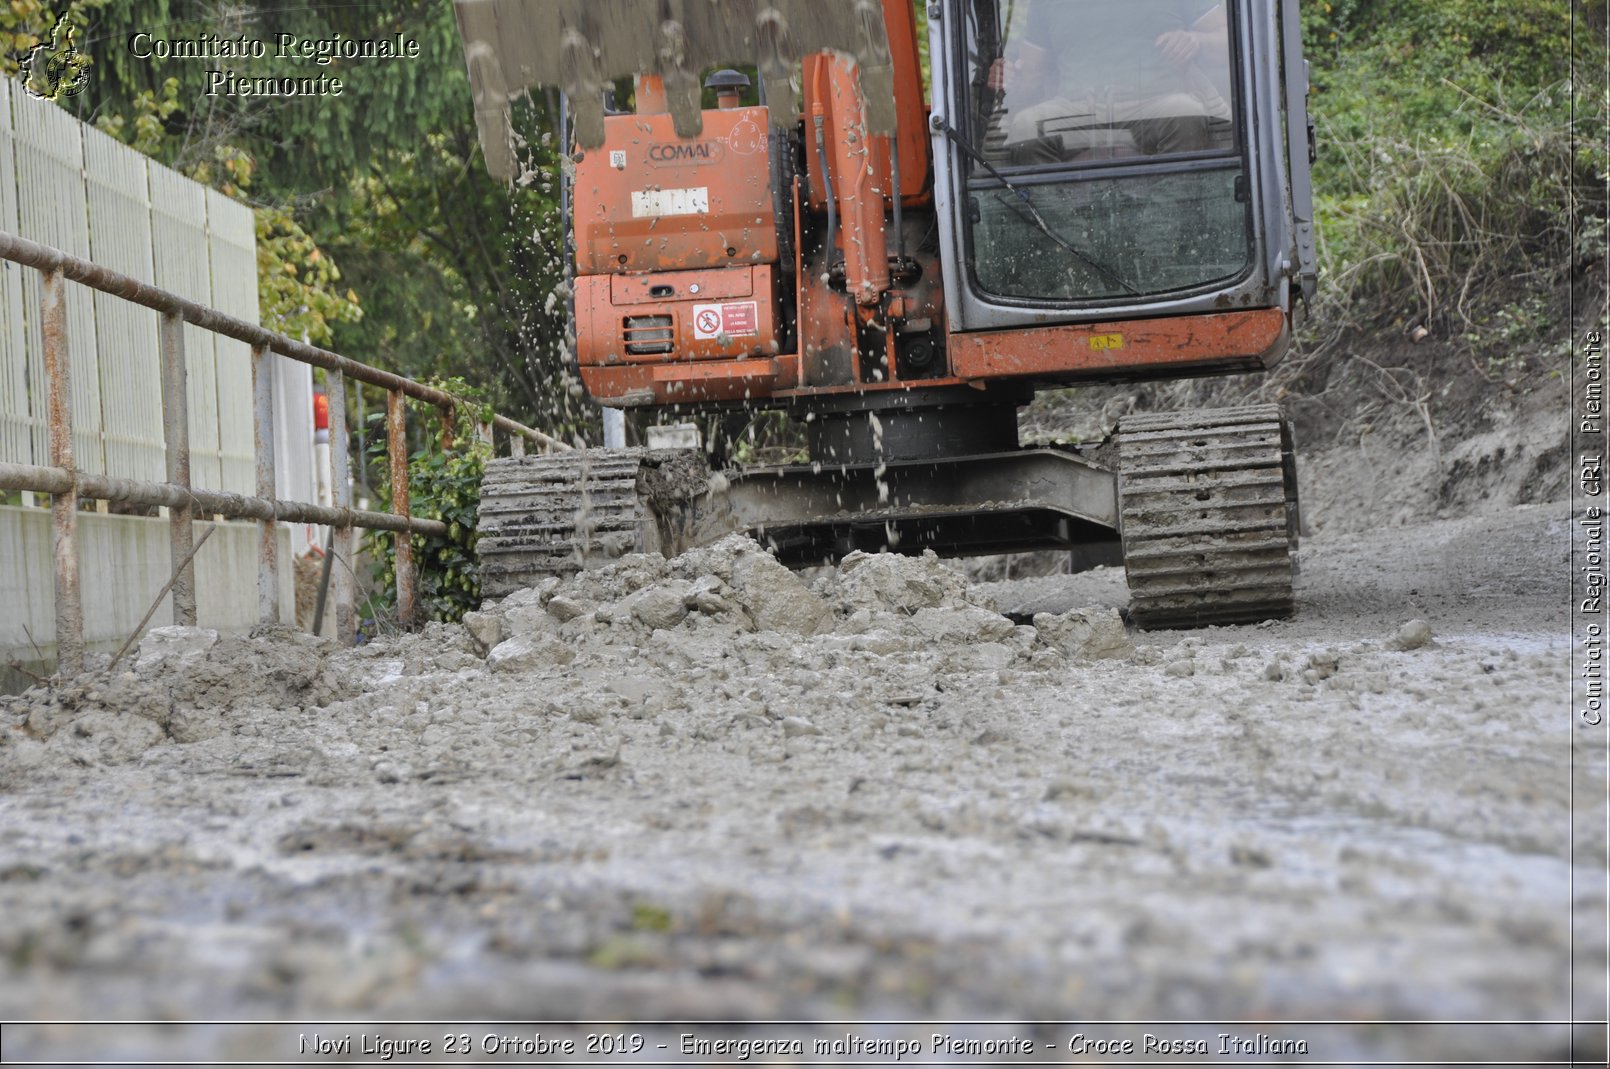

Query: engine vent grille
left=623, top=315, right=675, bottom=355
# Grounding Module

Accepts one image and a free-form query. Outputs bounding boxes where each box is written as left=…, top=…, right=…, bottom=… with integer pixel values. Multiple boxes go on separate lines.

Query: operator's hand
left=989, top=42, right=1050, bottom=96
left=1155, top=29, right=1201, bottom=66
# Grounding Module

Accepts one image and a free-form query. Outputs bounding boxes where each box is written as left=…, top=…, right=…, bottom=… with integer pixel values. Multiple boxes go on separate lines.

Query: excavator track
left=1118, top=405, right=1299, bottom=630
left=477, top=449, right=650, bottom=598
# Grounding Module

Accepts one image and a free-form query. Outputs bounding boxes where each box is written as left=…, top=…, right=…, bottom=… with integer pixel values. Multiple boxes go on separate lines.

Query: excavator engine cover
left=573, top=107, right=777, bottom=275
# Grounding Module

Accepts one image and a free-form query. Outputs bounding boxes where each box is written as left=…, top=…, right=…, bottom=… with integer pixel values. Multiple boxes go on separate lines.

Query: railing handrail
left=0, top=229, right=571, bottom=453
left=0, top=461, right=449, bottom=538
left=1, top=228, right=569, bottom=673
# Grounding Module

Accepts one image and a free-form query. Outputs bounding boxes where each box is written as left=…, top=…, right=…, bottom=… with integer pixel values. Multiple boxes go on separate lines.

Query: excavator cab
left=931, top=0, right=1316, bottom=358
left=950, top=1, right=1247, bottom=304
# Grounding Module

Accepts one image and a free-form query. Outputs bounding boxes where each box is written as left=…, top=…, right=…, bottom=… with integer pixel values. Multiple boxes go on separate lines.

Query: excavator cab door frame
left=1279, top=0, right=1319, bottom=305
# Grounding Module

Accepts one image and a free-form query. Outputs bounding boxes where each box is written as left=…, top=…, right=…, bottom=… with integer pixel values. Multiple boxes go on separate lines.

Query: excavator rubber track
left=477, top=449, right=649, bottom=597
left=1118, top=405, right=1299, bottom=630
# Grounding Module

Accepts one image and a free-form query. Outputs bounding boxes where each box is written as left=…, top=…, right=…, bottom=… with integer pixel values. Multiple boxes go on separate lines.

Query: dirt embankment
left=1021, top=277, right=1585, bottom=542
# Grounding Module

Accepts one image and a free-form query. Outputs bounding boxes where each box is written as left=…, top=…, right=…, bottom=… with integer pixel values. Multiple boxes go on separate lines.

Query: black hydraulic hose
left=814, top=115, right=838, bottom=275
left=889, top=133, right=906, bottom=265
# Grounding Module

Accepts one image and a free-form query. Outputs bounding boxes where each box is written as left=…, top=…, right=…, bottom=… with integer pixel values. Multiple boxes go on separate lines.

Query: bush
left=365, top=380, right=492, bottom=625
left=1301, top=0, right=1599, bottom=330
left=1312, top=84, right=1577, bottom=325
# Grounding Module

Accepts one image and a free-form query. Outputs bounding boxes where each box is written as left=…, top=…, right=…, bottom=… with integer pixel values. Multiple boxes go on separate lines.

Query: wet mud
left=0, top=504, right=1600, bottom=1063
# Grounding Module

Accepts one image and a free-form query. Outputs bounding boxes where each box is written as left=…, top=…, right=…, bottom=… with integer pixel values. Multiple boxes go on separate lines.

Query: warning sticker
left=691, top=301, right=759, bottom=340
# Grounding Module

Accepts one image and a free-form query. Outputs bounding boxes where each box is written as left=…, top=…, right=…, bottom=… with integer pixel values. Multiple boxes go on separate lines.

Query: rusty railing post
left=159, top=312, right=196, bottom=626
left=251, top=344, right=279, bottom=624
left=438, top=403, right=456, bottom=451
left=41, top=268, right=83, bottom=674
left=387, top=388, right=415, bottom=629
left=326, top=369, right=356, bottom=644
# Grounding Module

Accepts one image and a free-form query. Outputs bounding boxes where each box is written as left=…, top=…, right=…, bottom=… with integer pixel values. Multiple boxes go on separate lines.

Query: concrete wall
left=0, top=506, right=295, bottom=687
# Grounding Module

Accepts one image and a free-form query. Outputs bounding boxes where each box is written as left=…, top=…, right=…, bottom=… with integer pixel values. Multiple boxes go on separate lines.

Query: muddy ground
left=0, top=486, right=1601, bottom=1063
left=1, top=297, right=1604, bottom=1064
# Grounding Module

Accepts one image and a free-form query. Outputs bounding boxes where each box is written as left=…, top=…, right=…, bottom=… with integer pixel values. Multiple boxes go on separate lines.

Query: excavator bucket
left=453, top=0, right=895, bottom=179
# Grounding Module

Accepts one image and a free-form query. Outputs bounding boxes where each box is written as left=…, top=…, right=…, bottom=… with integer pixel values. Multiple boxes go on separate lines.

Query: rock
left=623, top=581, right=692, bottom=630
left=1229, top=843, right=1273, bottom=868
left=831, top=549, right=972, bottom=614
left=1163, top=659, right=1196, bottom=678
left=837, top=609, right=875, bottom=635
left=781, top=716, right=823, bottom=738
left=1029, top=649, right=1063, bottom=671
left=487, top=634, right=574, bottom=673
left=607, top=676, right=664, bottom=706
left=55, top=710, right=165, bottom=764
left=496, top=583, right=552, bottom=613
left=1033, top=608, right=1133, bottom=660
left=729, top=548, right=830, bottom=635
left=1305, top=652, right=1340, bottom=680
left=167, top=705, right=223, bottom=744
left=594, top=553, right=671, bottom=597
left=851, top=630, right=919, bottom=655
left=1044, top=779, right=1092, bottom=802
left=1391, top=619, right=1433, bottom=651
left=546, top=595, right=590, bottom=623
left=503, top=603, right=561, bottom=636
left=672, top=535, right=827, bottom=633
left=955, top=643, right=1018, bottom=671
left=686, top=575, right=733, bottom=614
left=460, top=611, right=503, bottom=655
left=134, top=626, right=219, bottom=674
left=374, top=761, right=411, bottom=784
left=908, top=605, right=1016, bottom=644
left=1007, top=625, right=1039, bottom=655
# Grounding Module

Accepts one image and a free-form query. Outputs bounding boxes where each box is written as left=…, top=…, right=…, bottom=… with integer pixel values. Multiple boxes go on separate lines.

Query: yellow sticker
left=1090, top=333, right=1125, bottom=351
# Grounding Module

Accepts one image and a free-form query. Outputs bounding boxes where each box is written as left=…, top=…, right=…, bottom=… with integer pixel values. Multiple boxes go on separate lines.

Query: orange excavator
left=454, top=0, right=1316, bottom=628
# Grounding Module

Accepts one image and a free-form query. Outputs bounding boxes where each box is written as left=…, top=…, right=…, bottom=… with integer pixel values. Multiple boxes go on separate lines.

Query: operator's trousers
left=998, top=92, right=1219, bottom=163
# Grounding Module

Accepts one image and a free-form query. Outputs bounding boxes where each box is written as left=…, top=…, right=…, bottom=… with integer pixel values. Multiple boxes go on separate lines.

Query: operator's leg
left=1117, top=92, right=1212, bottom=155
left=1000, top=95, right=1102, bottom=163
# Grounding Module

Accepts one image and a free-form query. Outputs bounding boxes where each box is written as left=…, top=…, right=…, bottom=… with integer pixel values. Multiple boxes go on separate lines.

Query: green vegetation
left=3, top=0, right=583, bottom=436
left=1301, top=0, right=1601, bottom=335
left=364, top=379, right=493, bottom=626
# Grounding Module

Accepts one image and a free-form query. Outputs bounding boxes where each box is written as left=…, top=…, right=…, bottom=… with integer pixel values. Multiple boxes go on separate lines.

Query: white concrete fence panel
left=0, top=78, right=316, bottom=679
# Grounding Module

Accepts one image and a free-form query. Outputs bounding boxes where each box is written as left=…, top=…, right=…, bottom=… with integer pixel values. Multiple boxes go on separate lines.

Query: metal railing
left=0, top=229, right=570, bottom=675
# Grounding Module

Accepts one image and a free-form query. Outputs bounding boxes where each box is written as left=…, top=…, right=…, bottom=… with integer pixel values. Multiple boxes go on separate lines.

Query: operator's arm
left=1155, top=3, right=1227, bottom=66
left=989, top=1, right=1052, bottom=93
